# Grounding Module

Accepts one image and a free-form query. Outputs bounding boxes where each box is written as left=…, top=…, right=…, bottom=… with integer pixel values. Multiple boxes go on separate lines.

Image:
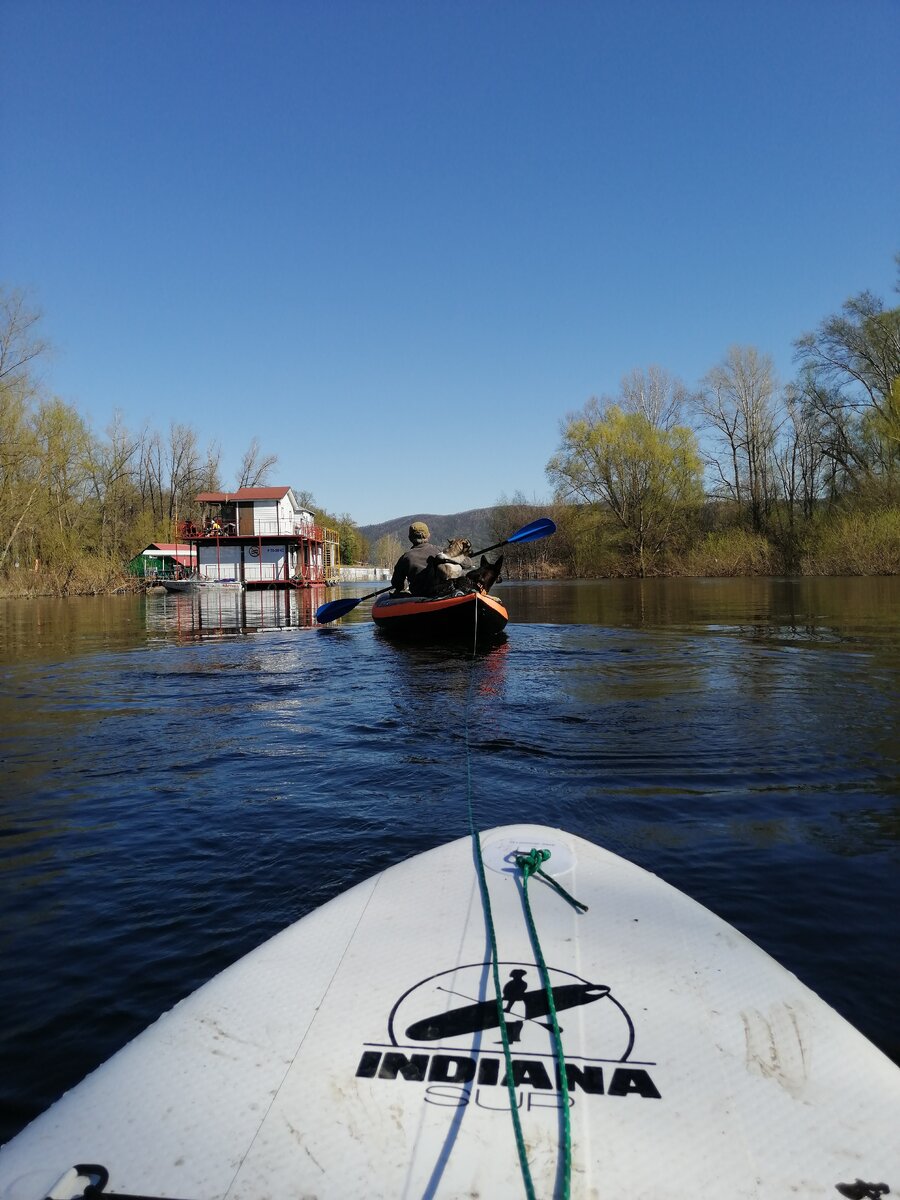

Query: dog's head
left=469, top=554, right=503, bottom=593
left=446, top=537, right=473, bottom=557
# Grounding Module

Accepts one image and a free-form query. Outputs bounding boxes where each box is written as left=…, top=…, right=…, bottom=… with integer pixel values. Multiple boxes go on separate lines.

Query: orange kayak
left=371, top=591, right=508, bottom=639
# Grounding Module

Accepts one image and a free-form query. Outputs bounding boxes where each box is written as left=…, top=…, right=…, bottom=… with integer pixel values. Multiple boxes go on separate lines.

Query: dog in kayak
left=465, top=553, right=503, bottom=594
left=431, top=538, right=474, bottom=588
left=426, top=539, right=503, bottom=596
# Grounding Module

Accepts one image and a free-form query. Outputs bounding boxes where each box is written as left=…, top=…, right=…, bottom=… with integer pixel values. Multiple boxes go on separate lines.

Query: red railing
left=178, top=519, right=337, bottom=545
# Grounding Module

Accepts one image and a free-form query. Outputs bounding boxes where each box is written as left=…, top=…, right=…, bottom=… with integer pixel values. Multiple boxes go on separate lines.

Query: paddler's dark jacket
left=391, top=542, right=441, bottom=596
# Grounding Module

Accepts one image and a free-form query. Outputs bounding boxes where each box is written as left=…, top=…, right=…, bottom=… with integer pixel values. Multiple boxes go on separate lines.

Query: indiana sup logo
left=355, top=962, right=660, bottom=1109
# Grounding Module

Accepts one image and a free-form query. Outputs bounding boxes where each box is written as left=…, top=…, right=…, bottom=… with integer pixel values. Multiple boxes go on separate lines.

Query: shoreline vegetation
left=2, top=503, right=898, bottom=600
left=2, top=258, right=898, bottom=599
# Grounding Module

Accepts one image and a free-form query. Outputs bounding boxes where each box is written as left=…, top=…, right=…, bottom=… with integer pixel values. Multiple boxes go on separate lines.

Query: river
left=0, top=577, right=898, bottom=1145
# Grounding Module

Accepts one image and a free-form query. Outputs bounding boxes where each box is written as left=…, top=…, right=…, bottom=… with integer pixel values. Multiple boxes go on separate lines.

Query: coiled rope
left=463, top=596, right=586, bottom=1200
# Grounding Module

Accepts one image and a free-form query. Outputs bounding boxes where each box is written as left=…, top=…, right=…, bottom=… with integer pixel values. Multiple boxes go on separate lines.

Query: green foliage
left=547, top=402, right=704, bottom=576
left=0, top=290, right=333, bottom=594
left=549, top=504, right=613, bottom=576
left=678, top=529, right=779, bottom=577
left=4, top=256, right=899, bottom=594
left=861, top=374, right=900, bottom=465
left=293, top=492, right=366, bottom=565
left=802, top=507, right=900, bottom=575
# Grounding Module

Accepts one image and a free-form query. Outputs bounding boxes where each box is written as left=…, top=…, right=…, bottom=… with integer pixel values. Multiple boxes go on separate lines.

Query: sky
left=2, top=0, right=898, bottom=526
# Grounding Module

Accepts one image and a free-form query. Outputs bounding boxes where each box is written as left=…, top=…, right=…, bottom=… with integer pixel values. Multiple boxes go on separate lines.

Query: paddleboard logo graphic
left=389, top=962, right=634, bottom=1060
left=356, top=962, right=661, bottom=1106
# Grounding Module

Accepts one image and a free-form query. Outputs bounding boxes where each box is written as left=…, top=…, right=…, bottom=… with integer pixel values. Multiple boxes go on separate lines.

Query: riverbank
left=0, top=563, right=141, bottom=599
left=2, top=506, right=898, bottom=597
left=503, top=504, right=900, bottom=581
left=2, top=559, right=898, bottom=599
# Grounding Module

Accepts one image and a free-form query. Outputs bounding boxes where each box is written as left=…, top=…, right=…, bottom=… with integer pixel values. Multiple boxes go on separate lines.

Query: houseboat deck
left=178, top=487, right=341, bottom=589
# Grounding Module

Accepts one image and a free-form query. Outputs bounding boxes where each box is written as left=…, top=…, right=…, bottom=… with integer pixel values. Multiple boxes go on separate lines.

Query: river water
left=1, top=578, right=898, bottom=1146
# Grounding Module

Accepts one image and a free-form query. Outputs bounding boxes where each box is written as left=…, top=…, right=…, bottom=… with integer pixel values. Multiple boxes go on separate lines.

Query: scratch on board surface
left=741, top=1004, right=809, bottom=1099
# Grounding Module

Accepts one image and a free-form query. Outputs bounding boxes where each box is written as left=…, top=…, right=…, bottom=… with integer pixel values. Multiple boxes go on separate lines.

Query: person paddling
left=391, top=522, right=441, bottom=596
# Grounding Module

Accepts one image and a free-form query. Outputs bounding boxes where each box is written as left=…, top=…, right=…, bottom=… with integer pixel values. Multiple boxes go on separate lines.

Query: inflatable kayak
left=371, top=589, right=508, bottom=639
left=1, top=824, right=897, bottom=1200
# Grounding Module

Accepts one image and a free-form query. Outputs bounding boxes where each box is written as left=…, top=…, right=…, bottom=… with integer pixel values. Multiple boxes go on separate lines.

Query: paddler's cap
left=409, top=521, right=429, bottom=543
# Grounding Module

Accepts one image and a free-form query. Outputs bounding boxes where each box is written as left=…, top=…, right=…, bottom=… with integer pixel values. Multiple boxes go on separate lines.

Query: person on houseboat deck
left=391, top=522, right=442, bottom=596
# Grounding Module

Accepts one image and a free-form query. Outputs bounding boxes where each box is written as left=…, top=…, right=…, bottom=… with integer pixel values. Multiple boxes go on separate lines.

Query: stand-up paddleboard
left=1, top=824, right=898, bottom=1199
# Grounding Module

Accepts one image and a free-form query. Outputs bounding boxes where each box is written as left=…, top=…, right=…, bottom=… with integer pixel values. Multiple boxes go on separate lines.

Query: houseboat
left=178, top=487, right=340, bottom=589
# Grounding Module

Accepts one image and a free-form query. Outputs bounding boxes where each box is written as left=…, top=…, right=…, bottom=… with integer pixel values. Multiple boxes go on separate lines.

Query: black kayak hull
left=371, top=591, right=508, bottom=639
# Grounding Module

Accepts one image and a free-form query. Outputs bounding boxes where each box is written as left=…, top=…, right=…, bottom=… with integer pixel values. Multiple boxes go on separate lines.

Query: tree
left=293, top=488, right=318, bottom=512
left=236, top=436, right=278, bottom=489
left=794, top=274, right=900, bottom=485
left=373, top=533, right=403, bottom=568
left=547, top=400, right=703, bottom=576
left=491, top=491, right=557, bottom=577
left=0, top=288, right=48, bottom=394
left=619, top=365, right=689, bottom=431
left=0, top=289, right=48, bottom=572
left=85, top=412, right=141, bottom=558
left=694, top=346, right=779, bottom=531
left=775, top=385, right=829, bottom=522
left=166, top=423, right=197, bottom=524
left=31, top=398, right=93, bottom=588
left=132, top=422, right=218, bottom=534
left=335, top=512, right=366, bottom=564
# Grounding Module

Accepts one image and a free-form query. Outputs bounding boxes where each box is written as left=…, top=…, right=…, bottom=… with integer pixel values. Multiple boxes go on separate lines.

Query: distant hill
left=358, top=508, right=500, bottom=552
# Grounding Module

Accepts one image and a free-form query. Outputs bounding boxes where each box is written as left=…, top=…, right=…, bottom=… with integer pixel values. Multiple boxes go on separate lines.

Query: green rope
left=516, top=848, right=588, bottom=914
left=467, top=813, right=538, bottom=1199
left=464, top=600, right=537, bottom=1199
left=514, top=848, right=588, bottom=1200
left=462, top=602, right=587, bottom=1198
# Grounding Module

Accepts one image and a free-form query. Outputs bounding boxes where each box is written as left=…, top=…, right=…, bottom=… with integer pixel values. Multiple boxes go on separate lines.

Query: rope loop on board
left=515, top=847, right=551, bottom=876
left=515, top=848, right=588, bottom=913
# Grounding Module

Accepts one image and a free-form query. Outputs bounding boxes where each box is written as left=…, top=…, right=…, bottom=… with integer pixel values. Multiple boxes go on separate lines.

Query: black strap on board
left=45, top=1164, right=193, bottom=1200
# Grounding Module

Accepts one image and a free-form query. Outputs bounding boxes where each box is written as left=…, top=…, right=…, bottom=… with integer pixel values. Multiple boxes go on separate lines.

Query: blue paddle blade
left=506, top=517, right=556, bottom=544
left=315, top=597, right=362, bottom=624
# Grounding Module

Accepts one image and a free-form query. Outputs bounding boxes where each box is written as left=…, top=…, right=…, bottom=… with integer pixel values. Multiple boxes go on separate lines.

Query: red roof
left=140, top=544, right=194, bottom=567
left=196, top=487, right=292, bottom=502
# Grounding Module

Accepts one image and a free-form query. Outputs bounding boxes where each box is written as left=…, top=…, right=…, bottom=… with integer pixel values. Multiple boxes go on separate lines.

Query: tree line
left=2, top=258, right=897, bottom=595
left=538, top=256, right=899, bottom=578
left=0, top=288, right=365, bottom=595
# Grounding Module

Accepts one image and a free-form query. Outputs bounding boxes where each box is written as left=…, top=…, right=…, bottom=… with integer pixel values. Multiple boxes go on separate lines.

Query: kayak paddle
left=314, top=516, right=556, bottom=624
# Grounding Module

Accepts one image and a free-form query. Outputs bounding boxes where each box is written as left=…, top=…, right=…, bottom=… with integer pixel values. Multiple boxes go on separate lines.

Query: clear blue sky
left=2, top=0, right=897, bottom=526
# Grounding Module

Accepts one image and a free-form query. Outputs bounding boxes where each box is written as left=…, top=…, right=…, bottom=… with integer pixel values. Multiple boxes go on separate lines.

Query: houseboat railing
left=177, top=520, right=339, bottom=544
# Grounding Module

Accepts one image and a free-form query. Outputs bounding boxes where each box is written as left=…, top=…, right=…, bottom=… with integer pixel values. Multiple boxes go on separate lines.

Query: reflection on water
left=0, top=577, right=898, bottom=1146
left=500, top=575, right=900, bottom=644
left=142, top=582, right=396, bottom=638
left=144, top=587, right=329, bottom=637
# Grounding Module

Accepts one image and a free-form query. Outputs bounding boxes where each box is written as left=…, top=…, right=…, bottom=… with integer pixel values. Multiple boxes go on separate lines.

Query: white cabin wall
left=278, top=495, right=296, bottom=532
left=252, top=502, right=279, bottom=535
left=244, top=544, right=286, bottom=582
left=198, top=546, right=241, bottom=581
